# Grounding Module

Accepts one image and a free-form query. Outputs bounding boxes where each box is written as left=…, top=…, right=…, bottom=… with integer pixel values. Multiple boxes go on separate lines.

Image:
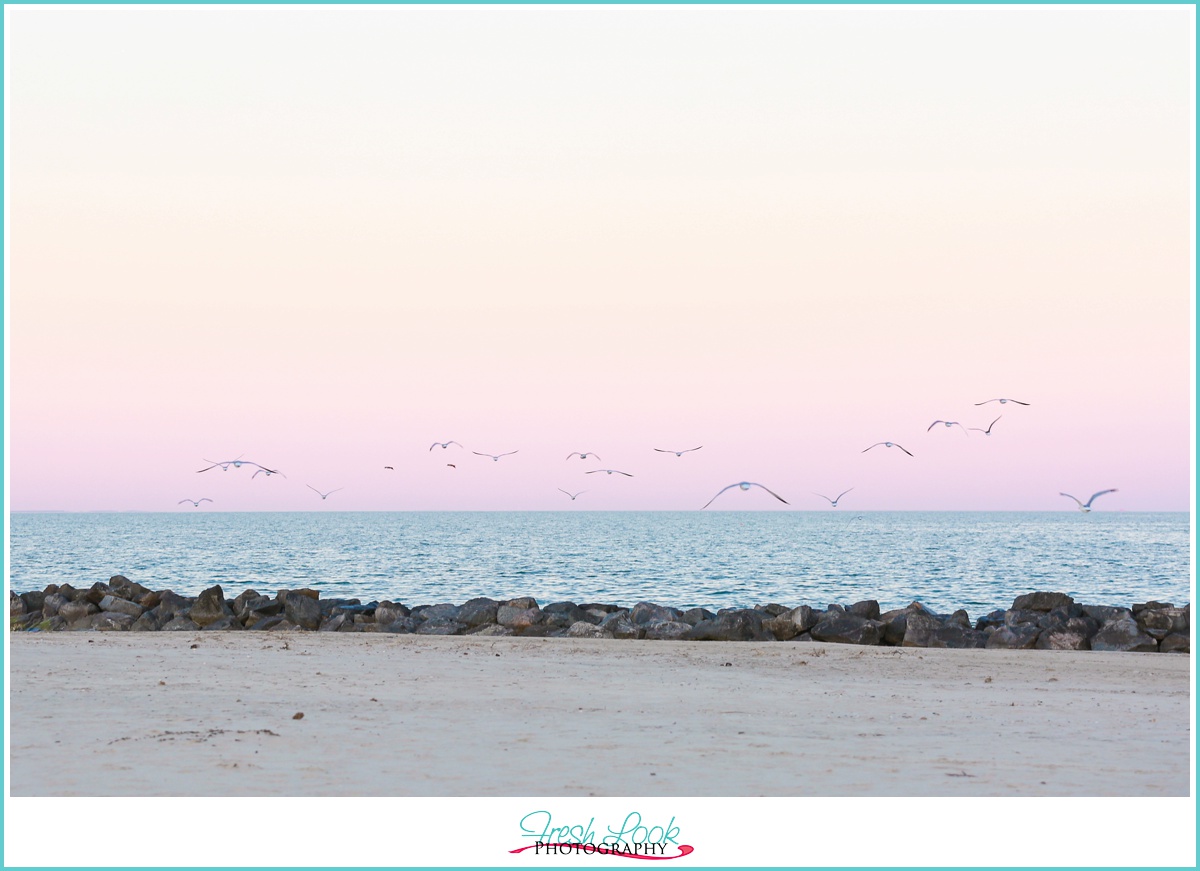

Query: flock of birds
left=176, top=397, right=1118, bottom=512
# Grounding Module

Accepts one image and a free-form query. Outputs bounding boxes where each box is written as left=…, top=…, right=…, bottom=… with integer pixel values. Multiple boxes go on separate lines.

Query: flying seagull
left=702, top=481, right=789, bottom=510
left=558, top=489, right=587, bottom=501
left=862, top=442, right=914, bottom=457
left=197, top=458, right=282, bottom=475
left=654, top=446, right=703, bottom=457
left=969, top=416, right=1002, bottom=436
left=306, top=485, right=344, bottom=500
left=251, top=467, right=286, bottom=479
left=927, top=420, right=969, bottom=435
left=178, top=498, right=213, bottom=507
left=585, top=469, right=633, bottom=477
left=429, top=441, right=463, bottom=451
left=975, top=398, right=1030, bottom=406
left=1060, top=489, right=1118, bottom=513
left=566, top=452, right=602, bottom=461
left=384, top=466, right=394, bottom=470
left=813, top=488, right=854, bottom=507
left=473, top=450, right=518, bottom=462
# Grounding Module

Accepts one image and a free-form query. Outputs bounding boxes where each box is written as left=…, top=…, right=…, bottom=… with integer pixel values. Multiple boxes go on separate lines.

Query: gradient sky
left=6, top=5, right=1194, bottom=511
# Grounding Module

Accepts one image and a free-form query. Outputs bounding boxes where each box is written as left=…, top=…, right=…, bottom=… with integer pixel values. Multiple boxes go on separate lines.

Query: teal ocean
left=7, top=511, right=1191, bottom=613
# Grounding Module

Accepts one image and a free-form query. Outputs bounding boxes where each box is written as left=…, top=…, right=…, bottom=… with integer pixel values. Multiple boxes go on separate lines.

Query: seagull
left=1060, top=489, right=1118, bottom=512
left=975, top=398, right=1030, bottom=406
left=585, top=469, right=633, bottom=477
left=251, top=467, right=286, bottom=479
left=558, top=489, right=587, bottom=501
left=429, top=441, right=463, bottom=451
left=969, top=416, right=1002, bottom=436
left=447, top=464, right=456, bottom=469
left=473, top=451, right=518, bottom=462
left=197, top=458, right=282, bottom=475
left=196, top=456, right=239, bottom=472
left=654, top=446, right=703, bottom=457
left=702, top=481, right=789, bottom=510
left=306, top=485, right=344, bottom=500
left=813, top=488, right=854, bottom=507
left=178, top=498, right=213, bottom=507
left=927, top=420, right=969, bottom=435
left=862, top=442, right=914, bottom=457
left=384, top=466, right=394, bottom=470
left=566, top=452, right=602, bottom=461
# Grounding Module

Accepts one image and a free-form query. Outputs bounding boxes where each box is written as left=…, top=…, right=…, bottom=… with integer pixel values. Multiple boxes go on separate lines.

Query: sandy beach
left=8, top=632, right=1190, bottom=797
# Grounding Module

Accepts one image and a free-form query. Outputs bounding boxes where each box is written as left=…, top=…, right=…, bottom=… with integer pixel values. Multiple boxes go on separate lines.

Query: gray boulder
left=1159, top=633, right=1190, bottom=654
left=1082, top=605, right=1134, bottom=625
left=20, top=591, right=45, bottom=612
left=763, top=614, right=801, bottom=640
left=566, top=621, right=613, bottom=639
left=902, top=612, right=943, bottom=647
left=1005, top=609, right=1042, bottom=627
left=375, top=602, right=410, bottom=626
left=503, top=597, right=538, bottom=610
left=680, top=607, right=716, bottom=626
left=755, top=603, right=791, bottom=617
left=415, top=603, right=462, bottom=623
left=131, top=610, right=168, bottom=632
left=91, top=612, right=134, bottom=631
left=685, top=609, right=771, bottom=642
left=985, top=624, right=1042, bottom=649
left=319, top=614, right=349, bottom=632
left=810, top=615, right=884, bottom=646
left=631, top=602, right=683, bottom=625
left=929, top=626, right=987, bottom=649
left=848, top=600, right=880, bottom=620
left=1090, top=619, right=1159, bottom=652
left=230, top=590, right=263, bottom=619
left=1035, top=617, right=1098, bottom=650
left=284, top=592, right=321, bottom=630
left=945, top=609, right=972, bottom=629
left=190, top=585, right=233, bottom=627
left=41, top=593, right=69, bottom=619
left=1136, top=609, right=1176, bottom=640
left=99, top=595, right=144, bottom=619
left=458, top=598, right=500, bottom=627
left=878, top=609, right=908, bottom=646
left=1038, top=603, right=1085, bottom=628
left=975, top=610, right=1007, bottom=631
left=644, top=621, right=692, bottom=640
left=497, top=606, right=543, bottom=633
left=1012, top=592, right=1074, bottom=612
left=1132, top=601, right=1174, bottom=614
left=157, top=591, right=194, bottom=619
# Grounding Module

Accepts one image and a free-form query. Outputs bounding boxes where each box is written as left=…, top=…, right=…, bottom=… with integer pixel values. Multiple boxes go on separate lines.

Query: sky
left=5, top=5, right=1194, bottom=512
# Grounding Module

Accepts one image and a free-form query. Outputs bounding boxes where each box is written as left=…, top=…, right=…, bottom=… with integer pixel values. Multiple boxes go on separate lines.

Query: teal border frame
left=0, top=1, right=1195, bottom=869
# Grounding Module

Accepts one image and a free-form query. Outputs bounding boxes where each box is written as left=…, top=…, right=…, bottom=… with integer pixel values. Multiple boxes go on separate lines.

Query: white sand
left=8, top=632, right=1190, bottom=796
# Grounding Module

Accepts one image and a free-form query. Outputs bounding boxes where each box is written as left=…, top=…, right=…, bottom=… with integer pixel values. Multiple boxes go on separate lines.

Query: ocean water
left=7, top=511, right=1191, bottom=615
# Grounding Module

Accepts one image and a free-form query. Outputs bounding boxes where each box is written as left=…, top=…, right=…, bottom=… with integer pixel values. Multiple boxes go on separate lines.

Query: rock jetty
left=8, top=576, right=1190, bottom=653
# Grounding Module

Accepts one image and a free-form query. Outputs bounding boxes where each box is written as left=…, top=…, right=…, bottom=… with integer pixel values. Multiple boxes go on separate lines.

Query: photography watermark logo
left=511, top=811, right=694, bottom=860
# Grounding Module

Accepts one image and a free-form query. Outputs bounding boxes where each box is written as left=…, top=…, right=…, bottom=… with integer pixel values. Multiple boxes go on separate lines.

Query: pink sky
left=6, top=6, right=1193, bottom=511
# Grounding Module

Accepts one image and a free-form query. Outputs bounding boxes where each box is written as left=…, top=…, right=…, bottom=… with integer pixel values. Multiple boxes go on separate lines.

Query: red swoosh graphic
left=509, top=843, right=693, bottom=860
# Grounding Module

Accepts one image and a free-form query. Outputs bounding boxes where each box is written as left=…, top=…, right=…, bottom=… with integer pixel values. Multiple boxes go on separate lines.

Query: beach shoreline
left=8, top=632, right=1190, bottom=797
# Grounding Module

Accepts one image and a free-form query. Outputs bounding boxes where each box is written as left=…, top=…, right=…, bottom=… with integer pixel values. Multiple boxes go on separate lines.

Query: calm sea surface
left=7, top=511, right=1192, bottom=614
